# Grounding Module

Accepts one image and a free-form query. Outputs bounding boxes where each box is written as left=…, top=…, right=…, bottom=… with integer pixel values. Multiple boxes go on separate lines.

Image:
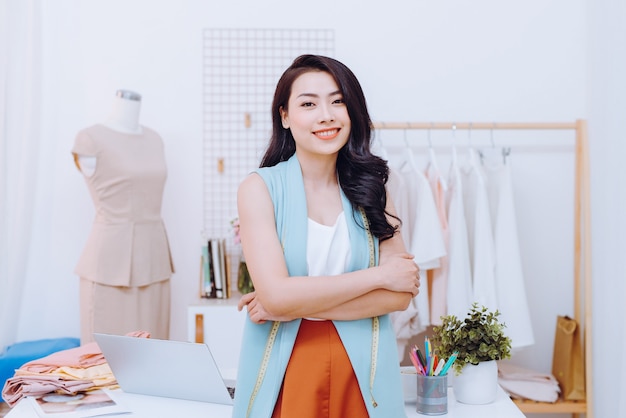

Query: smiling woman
left=232, top=55, right=420, bottom=418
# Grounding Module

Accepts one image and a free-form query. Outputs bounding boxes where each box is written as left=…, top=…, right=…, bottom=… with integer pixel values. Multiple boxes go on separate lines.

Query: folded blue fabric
left=0, top=337, right=81, bottom=401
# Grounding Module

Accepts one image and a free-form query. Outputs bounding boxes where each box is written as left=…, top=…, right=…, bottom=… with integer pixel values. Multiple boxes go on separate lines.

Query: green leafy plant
left=431, top=303, right=512, bottom=374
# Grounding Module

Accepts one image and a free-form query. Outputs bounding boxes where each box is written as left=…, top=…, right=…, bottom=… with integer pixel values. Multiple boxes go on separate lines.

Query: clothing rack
left=373, top=120, right=592, bottom=418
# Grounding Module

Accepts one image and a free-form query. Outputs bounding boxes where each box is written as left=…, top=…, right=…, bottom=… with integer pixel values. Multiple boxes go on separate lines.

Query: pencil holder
left=416, top=374, right=447, bottom=415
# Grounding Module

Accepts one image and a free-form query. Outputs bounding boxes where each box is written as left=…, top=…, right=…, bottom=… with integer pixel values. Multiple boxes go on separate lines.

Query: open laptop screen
left=93, top=333, right=234, bottom=405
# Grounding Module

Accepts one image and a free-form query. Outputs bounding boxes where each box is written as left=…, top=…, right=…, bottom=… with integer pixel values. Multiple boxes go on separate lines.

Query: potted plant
left=231, top=217, right=254, bottom=295
left=431, top=303, right=512, bottom=405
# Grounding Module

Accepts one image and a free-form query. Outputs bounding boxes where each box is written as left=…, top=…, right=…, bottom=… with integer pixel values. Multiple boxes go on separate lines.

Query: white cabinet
left=187, top=298, right=246, bottom=382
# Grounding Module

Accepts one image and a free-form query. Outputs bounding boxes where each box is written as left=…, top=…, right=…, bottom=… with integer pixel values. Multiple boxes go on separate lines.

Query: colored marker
left=409, top=350, right=425, bottom=375
left=415, top=345, right=427, bottom=370
left=439, top=351, right=459, bottom=376
left=433, top=359, right=445, bottom=376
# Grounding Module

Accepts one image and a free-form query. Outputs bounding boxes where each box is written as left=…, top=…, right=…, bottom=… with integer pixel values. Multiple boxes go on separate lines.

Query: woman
left=233, top=55, right=420, bottom=418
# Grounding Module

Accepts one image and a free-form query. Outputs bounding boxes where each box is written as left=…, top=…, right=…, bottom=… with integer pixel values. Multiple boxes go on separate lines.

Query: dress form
left=71, top=91, right=173, bottom=342
left=75, top=90, right=143, bottom=177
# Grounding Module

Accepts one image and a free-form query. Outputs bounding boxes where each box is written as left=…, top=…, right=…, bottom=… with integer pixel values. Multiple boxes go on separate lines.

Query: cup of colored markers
left=408, top=340, right=458, bottom=416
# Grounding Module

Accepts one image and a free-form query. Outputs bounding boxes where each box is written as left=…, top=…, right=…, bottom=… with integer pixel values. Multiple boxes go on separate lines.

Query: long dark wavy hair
left=260, top=54, right=398, bottom=241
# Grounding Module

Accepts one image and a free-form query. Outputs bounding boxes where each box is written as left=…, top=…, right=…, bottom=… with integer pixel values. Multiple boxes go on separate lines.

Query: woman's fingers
left=237, top=291, right=256, bottom=311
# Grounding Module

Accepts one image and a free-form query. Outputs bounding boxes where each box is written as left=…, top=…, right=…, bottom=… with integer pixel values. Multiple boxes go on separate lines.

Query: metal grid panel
left=202, top=28, right=335, bottom=281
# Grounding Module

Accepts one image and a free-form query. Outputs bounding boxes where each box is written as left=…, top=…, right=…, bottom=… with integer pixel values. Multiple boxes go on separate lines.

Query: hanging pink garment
left=386, top=167, right=411, bottom=251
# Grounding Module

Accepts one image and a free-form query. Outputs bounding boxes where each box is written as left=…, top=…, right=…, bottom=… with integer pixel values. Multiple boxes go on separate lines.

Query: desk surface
left=6, top=386, right=525, bottom=418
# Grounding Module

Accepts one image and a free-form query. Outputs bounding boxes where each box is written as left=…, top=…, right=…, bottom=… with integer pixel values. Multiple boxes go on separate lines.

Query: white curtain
left=0, top=0, right=42, bottom=349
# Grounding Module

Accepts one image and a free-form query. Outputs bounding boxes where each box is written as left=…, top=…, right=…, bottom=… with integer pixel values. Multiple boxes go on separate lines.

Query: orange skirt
left=272, top=320, right=368, bottom=418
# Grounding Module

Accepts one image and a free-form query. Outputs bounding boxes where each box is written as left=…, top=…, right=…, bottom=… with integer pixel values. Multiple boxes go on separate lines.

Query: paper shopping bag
left=551, top=315, right=586, bottom=400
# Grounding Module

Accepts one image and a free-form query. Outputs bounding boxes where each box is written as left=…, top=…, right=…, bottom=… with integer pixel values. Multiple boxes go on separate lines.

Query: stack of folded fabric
left=497, top=361, right=561, bottom=403
left=1, top=331, right=150, bottom=407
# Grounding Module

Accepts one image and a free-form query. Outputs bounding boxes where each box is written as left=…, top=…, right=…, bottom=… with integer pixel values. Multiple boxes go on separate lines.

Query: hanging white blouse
left=481, top=150, right=534, bottom=348
left=461, top=148, right=498, bottom=312
left=445, top=148, right=474, bottom=319
left=397, top=163, right=447, bottom=270
left=397, top=163, right=447, bottom=331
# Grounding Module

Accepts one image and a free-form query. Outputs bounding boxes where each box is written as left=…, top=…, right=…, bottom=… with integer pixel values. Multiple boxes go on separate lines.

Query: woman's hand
left=378, top=252, right=420, bottom=296
left=238, top=291, right=294, bottom=324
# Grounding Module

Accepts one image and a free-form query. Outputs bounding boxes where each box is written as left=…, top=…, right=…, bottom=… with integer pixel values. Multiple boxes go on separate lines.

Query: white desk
left=6, top=386, right=525, bottom=418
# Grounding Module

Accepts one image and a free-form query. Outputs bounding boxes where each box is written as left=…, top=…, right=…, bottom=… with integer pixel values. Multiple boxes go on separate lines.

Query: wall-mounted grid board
left=202, top=28, right=334, bottom=281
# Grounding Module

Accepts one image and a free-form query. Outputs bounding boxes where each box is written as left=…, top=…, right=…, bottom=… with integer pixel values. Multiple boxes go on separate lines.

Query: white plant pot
left=453, top=360, right=498, bottom=405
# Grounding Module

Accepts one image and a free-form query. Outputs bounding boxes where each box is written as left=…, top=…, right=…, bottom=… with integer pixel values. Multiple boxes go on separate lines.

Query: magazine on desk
left=27, top=389, right=130, bottom=417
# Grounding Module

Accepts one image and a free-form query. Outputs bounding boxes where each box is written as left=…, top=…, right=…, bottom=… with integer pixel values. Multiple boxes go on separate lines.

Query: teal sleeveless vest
left=232, top=155, right=406, bottom=418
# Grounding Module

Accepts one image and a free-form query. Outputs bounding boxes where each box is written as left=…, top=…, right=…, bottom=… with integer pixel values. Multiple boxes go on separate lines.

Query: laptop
left=93, top=333, right=235, bottom=405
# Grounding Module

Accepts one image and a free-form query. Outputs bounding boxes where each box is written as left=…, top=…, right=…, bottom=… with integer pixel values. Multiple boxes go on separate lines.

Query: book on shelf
left=27, top=389, right=130, bottom=418
left=199, top=238, right=231, bottom=299
left=200, top=243, right=212, bottom=297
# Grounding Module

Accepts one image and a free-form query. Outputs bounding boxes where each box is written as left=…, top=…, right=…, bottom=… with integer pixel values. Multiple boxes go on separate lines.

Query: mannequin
left=104, top=89, right=143, bottom=134
left=72, top=90, right=174, bottom=343
left=74, top=90, right=143, bottom=177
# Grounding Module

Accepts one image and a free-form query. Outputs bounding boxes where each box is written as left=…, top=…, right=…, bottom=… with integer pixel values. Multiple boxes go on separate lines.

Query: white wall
left=587, top=1, right=626, bottom=418
left=16, top=0, right=616, bottom=415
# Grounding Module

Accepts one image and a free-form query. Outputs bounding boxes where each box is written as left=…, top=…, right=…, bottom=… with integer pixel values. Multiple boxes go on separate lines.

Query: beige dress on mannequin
left=72, top=120, right=174, bottom=343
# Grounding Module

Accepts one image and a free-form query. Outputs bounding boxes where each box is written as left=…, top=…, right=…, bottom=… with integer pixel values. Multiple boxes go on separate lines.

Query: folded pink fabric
left=1, top=330, right=150, bottom=407
left=19, top=330, right=151, bottom=374
left=2, top=374, right=95, bottom=407
left=19, top=342, right=104, bottom=374
left=497, top=361, right=560, bottom=403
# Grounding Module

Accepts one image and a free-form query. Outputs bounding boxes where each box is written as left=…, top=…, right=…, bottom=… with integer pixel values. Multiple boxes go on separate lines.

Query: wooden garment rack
left=373, top=120, right=592, bottom=418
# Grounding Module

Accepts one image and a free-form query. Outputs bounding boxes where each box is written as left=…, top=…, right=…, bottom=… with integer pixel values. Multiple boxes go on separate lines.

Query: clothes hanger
left=502, top=147, right=511, bottom=164
left=478, top=125, right=512, bottom=165
left=403, top=127, right=420, bottom=172
left=489, top=125, right=512, bottom=164
left=466, top=122, right=481, bottom=168
left=450, top=123, right=459, bottom=166
left=477, top=125, right=497, bottom=166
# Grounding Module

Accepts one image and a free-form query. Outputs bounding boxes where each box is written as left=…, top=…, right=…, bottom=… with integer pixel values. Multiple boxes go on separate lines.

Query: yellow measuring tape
left=360, top=207, right=380, bottom=408
left=246, top=320, right=280, bottom=418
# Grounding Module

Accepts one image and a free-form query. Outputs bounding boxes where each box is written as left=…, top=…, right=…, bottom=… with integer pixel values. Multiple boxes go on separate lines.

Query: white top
left=305, top=212, right=351, bottom=321
left=482, top=151, right=534, bottom=348
left=461, top=149, right=498, bottom=311
left=396, top=163, right=447, bottom=331
left=398, top=163, right=447, bottom=271
left=445, top=150, right=474, bottom=320
left=307, top=212, right=351, bottom=277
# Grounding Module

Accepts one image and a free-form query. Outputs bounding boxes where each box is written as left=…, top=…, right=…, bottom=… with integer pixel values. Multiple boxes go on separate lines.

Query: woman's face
left=280, top=70, right=351, bottom=159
